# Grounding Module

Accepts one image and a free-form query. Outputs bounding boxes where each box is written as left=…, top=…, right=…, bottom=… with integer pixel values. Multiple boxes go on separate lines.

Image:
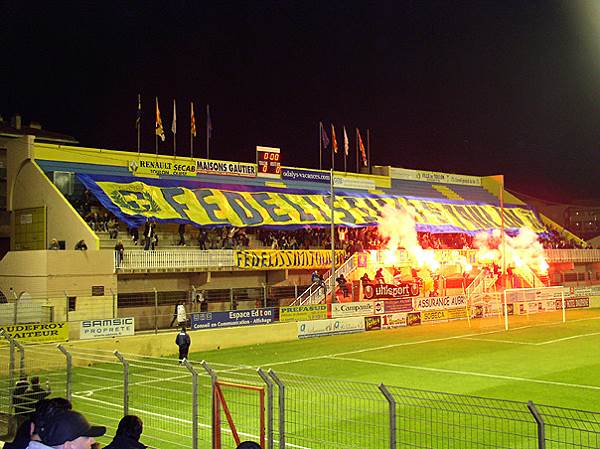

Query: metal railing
left=115, top=249, right=236, bottom=271
left=292, top=254, right=357, bottom=306
left=1, top=339, right=598, bottom=449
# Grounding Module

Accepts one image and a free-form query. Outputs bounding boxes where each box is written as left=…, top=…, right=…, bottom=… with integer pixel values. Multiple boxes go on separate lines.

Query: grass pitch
left=64, top=308, right=600, bottom=448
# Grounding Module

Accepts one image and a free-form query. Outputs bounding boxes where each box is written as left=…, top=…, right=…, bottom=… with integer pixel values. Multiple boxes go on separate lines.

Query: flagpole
left=206, top=104, right=210, bottom=160
left=172, top=99, right=176, bottom=157
left=155, top=97, right=158, bottom=156
left=137, top=94, right=141, bottom=154
left=190, top=102, right=194, bottom=159
left=355, top=128, right=359, bottom=173
left=330, top=124, right=335, bottom=171
left=367, top=128, right=371, bottom=174
left=319, top=122, right=323, bottom=171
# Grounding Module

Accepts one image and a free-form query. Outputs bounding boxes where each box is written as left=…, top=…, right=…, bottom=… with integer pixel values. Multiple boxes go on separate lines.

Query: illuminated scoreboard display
left=256, top=146, right=281, bottom=177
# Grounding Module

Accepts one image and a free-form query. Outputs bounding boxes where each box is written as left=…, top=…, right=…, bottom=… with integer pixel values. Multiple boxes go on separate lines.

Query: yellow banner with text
left=235, top=250, right=346, bottom=270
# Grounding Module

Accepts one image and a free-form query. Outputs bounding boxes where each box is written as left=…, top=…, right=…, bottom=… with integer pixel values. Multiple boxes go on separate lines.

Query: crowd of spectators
left=538, top=229, right=584, bottom=249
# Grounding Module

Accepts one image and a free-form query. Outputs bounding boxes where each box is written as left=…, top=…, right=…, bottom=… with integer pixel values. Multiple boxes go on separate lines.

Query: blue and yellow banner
left=77, top=174, right=545, bottom=233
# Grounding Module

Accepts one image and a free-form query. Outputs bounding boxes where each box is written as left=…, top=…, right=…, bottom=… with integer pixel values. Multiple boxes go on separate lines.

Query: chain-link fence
left=1, top=334, right=598, bottom=449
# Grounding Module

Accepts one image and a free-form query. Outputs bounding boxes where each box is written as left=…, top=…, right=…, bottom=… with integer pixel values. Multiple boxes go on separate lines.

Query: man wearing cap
left=29, top=409, right=105, bottom=449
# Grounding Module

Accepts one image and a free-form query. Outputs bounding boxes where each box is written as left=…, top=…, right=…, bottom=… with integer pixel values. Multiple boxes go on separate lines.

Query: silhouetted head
left=114, top=415, right=143, bottom=441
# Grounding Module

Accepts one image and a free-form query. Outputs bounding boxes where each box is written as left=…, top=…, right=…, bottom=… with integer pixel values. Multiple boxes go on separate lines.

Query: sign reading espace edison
left=80, top=317, right=135, bottom=340
left=190, top=308, right=275, bottom=330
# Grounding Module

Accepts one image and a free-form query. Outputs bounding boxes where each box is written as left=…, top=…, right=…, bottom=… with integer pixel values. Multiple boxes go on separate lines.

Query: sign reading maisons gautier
left=196, top=159, right=257, bottom=177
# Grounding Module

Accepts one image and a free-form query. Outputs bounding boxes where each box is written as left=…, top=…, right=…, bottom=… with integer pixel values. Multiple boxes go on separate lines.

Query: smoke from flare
left=378, top=205, right=440, bottom=272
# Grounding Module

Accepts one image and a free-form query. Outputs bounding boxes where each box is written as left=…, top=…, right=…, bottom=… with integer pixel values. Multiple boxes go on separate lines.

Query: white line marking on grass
left=73, top=394, right=312, bottom=449
left=537, top=332, right=600, bottom=345
left=74, top=374, right=190, bottom=396
left=330, top=356, right=600, bottom=391
left=459, top=337, right=537, bottom=345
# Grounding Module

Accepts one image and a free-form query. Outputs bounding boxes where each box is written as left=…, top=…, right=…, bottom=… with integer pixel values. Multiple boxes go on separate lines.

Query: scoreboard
left=257, top=146, right=281, bottom=177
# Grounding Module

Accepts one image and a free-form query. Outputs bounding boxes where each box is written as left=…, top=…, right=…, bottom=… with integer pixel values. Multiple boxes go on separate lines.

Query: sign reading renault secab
left=129, top=159, right=196, bottom=177
left=80, top=317, right=135, bottom=339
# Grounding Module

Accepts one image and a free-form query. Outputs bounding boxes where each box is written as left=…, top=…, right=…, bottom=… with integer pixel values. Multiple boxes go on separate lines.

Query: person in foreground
left=236, top=442, right=262, bottom=449
left=28, top=409, right=106, bottom=449
left=103, top=415, right=147, bottom=449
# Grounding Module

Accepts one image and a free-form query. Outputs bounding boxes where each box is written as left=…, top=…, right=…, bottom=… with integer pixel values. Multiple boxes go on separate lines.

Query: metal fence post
left=230, top=288, right=234, bottom=310
left=268, top=369, right=285, bottom=449
left=64, top=290, right=69, bottom=322
left=114, top=351, right=129, bottom=415
left=110, top=288, right=117, bottom=319
left=184, top=359, right=199, bottom=449
left=257, top=368, right=274, bottom=449
left=153, top=288, right=158, bottom=334
left=201, top=360, right=218, bottom=449
left=527, top=400, right=546, bottom=449
left=379, top=383, right=396, bottom=449
left=57, top=345, right=72, bottom=401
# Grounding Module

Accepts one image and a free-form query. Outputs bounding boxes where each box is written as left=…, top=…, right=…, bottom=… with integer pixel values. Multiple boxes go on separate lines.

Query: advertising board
left=129, top=158, right=197, bottom=177
left=196, top=158, right=257, bottom=177
left=297, top=316, right=365, bottom=338
left=279, top=305, right=328, bottom=323
left=413, top=295, right=467, bottom=311
left=191, top=308, right=275, bottom=330
left=80, top=317, right=135, bottom=340
left=372, top=299, right=413, bottom=314
left=364, top=315, right=382, bottom=331
left=381, top=313, right=407, bottom=328
left=330, top=302, right=374, bottom=318
left=0, top=322, right=69, bottom=343
left=421, top=310, right=448, bottom=322
left=363, top=282, right=420, bottom=300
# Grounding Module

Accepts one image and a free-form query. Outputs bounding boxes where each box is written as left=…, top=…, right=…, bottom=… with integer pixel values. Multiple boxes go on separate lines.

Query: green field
left=54, top=309, right=600, bottom=448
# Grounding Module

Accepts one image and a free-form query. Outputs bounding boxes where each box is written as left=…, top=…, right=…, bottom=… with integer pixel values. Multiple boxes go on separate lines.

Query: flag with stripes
left=190, top=102, right=197, bottom=137
left=343, top=126, right=349, bottom=156
left=320, top=122, right=329, bottom=149
left=331, top=124, right=338, bottom=153
left=358, top=129, right=367, bottom=166
left=155, top=98, right=165, bottom=141
left=171, top=99, right=177, bottom=135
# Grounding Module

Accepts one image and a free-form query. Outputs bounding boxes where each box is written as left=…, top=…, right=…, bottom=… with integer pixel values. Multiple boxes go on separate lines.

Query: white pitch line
left=537, top=331, right=600, bottom=346
left=330, top=356, right=600, bottom=391
left=74, top=373, right=190, bottom=396
left=459, top=337, right=537, bottom=345
left=73, top=394, right=312, bottom=449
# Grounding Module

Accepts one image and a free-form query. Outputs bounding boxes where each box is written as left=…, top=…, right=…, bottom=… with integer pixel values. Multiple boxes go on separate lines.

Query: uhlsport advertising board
left=80, top=317, right=135, bottom=340
left=191, top=308, right=275, bottom=330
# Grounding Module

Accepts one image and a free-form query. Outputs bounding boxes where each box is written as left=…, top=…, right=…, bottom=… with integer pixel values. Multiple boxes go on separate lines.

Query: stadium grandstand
left=1, top=131, right=600, bottom=449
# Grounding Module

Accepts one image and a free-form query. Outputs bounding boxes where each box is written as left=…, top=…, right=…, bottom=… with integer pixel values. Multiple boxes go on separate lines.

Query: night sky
left=3, top=1, right=600, bottom=203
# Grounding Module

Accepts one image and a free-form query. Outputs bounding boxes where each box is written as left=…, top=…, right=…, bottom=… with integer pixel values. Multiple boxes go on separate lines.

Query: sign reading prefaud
left=196, top=159, right=257, bottom=177
left=79, top=317, right=135, bottom=340
left=363, top=282, right=420, bottom=300
left=190, top=308, right=275, bottom=330
left=279, top=305, right=328, bottom=322
left=129, top=158, right=197, bottom=177
left=0, top=322, right=68, bottom=343
left=235, top=250, right=346, bottom=270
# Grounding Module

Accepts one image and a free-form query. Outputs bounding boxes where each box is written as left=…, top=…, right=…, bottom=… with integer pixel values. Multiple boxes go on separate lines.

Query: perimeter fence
left=1, top=335, right=599, bottom=449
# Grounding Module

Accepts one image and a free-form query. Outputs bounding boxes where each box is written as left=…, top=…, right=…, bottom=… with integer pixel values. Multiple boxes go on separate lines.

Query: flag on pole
left=190, top=102, right=197, bottom=137
left=321, top=122, right=330, bottom=149
left=343, top=126, right=349, bottom=156
left=155, top=98, right=165, bottom=141
left=171, top=99, right=177, bottom=135
left=136, top=94, right=141, bottom=130
left=331, top=124, right=338, bottom=153
left=358, top=129, right=367, bottom=166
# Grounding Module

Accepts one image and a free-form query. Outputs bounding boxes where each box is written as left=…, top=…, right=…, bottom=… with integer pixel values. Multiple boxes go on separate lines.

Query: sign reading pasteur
left=0, top=322, right=69, bottom=343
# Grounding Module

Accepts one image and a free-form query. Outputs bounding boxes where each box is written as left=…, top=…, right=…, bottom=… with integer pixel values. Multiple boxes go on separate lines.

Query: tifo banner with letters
left=0, top=322, right=68, bottom=343
left=279, top=305, right=328, bottom=322
left=77, top=174, right=545, bottom=232
left=190, top=308, right=275, bottom=330
left=79, top=318, right=135, bottom=340
left=235, top=250, right=345, bottom=270
left=297, top=317, right=365, bottom=339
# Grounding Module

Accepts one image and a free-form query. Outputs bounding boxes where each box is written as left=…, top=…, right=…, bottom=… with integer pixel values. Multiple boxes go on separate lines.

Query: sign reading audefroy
left=297, top=316, right=365, bottom=339
left=190, top=308, right=274, bottom=330
left=80, top=318, right=135, bottom=340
